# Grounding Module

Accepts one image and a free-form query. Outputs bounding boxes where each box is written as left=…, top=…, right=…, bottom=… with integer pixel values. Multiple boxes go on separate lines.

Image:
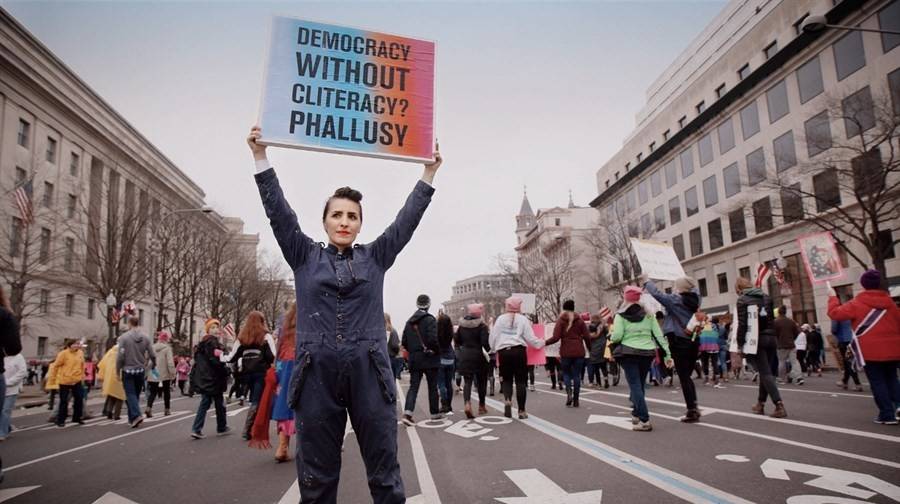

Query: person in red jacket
left=546, top=300, right=591, bottom=408
left=827, top=269, right=900, bottom=425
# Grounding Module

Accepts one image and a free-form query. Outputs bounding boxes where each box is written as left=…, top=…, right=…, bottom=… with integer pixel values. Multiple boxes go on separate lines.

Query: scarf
left=248, top=367, right=277, bottom=450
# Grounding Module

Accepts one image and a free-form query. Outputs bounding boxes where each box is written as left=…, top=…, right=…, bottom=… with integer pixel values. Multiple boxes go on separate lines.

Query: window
left=773, top=130, right=797, bottom=172
left=703, top=175, right=718, bottom=208
left=669, top=196, right=682, bottom=224
left=46, top=137, right=57, bottom=163
left=626, top=188, right=637, bottom=212
left=746, top=147, right=766, bottom=186
left=813, top=168, right=841, bottom=212
left=766, top=80, right=790, bottom=124
left=17, top=119, right=30, bottom=147
left=797, top=56, right=824, bottom=104
left=740, top=101, right=760, bottom=139
left=636, top=152, right=643, bottom=163
left=679, top=147, right=694, bottom=177
left=88, top=298, right=95, bottom=320
left=715, top=83, right=727, bottom=99
left=664, top=160, right=677, bottom=188
left=641, top=213, right=652, bottom=237
left=672, top=235, right=686, bottom=261
left=739, top=266, right=751, bottom=280
left=877, top=229, right=896, bottom=259
left=650, top=170, right=662, bottom=197
left=615, top=171, right=620, bottom=181
left=663, top=129, right=671, bottom=141
left=10, top=218, right=23, bottom=257
left=628, top=221, right=639, bottom=238
left=738, top=63, right=751, bottom=80
left=717, top=273, right=730, bottom=294
left=40, top=289, right=49, bottom=314
left=842, top=86, right=875, bottom=138
left=139, top=309, right=145, bottom=326
left=890, top=67, right=900, bottom=115
left=40, top=228, right=51, bottom=263
left=15, top=167, right=26, bottom=185
left=698, top=278, right=709, bottom=297
left=794, top=13, right=810, bottom=35
left=43, top=182, right=53, bottom=208
left=805, top=111, right=832, bottom=157
left=717, top=118, right=735, bottom=154
left=696, top=101, right=706, bottom=114
left=880, top=0, right=900, bottom=52
left=649, top=142, right=656, bottom=152
left=833, top=31, right=866, bottom=81
left=38, top=337, right=47, bottom=357
left=554, top=217, right=562, bottom=226
left=723, top=163, right=741, bottom=197
left=65, top=294, right=74, bottom=317
left=684, top=187, right=699, bottom=217
left=678, top=116, right=687, bottom=129
left=753, top=197, right=774, bottom=233
left=852, top=149, right=884, bottom=197
left=698, top=133, right=714, bottom=167
left=729, top=209, right=747, bottom=242
left=69, top=153, right=79, bottom=176
left=605, top=180, right=609, bottom=188
left=654, top=205, right=666, bottom=231
left=764, top=41, right=778, bottom=59
left=781, top=184, right=803, bottom=223
left=65, top=237, right=75, bottom=272
left=708, top=218, right=724, bottom=250
left=638, top=179, right=649, bottom=205
left=689, top=227, right=704, bottom=257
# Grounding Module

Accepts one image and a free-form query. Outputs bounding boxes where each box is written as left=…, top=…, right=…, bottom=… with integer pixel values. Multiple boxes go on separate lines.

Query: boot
left=464, top=402, right=474, bottom=419
left=770, top=401, right=787, bottom=418
left=572, top=388, right=580, bottom=408
left=680, top=409, right=701, bottom=423
left=751, top=402, right=765, bottom=415
left=145, top=407, right=152, bottom=418
left=550, top=376, right=557, bottom=390
left=565, top=385, right=573, bottom=407
left=503, top=399, right=512, bottom=418
left=242, top=404, right=259, bottom=441
left=164, top=409, right=171, bottom=416
left=489, top=378, right=495, bottom=397
left=275, top=433, right=291, bottom=463
left=478, top=404, right=488, bottom=416
left=603, top=379, right=609, bottom=389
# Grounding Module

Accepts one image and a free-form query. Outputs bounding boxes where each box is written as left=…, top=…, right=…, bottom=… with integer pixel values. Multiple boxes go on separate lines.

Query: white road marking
left=586, top=414, right=635, bottom=431
left=761, top=458, right=900, bottom=501
left=38, top=416, right=109, bottom=430
left=227, top=407, right=249, bottom=417
left=396, top=380, right=442, bottom=504
left=730, top=384, right=868, bottom=399
left=496, top=468, right=603, bottom=503
left=277, top=479, right=300, bottom=504
left=716, top=454, right=750, bottom=463
left=91, top=491, right=140, bottom=503
left=143, top=411, right=189, bottom=423
left=0, top=486, right=40, bottom=503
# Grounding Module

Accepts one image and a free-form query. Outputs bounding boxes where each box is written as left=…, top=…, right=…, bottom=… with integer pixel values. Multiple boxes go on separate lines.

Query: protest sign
left=527, top=324, right=546, bottom=366
left=630, top=238, right=686, bottom=281
left=511, top=293, right=537, bottom=315
left=258, top=16, right=435, bottom=162
left=797, top=232, right=845, bottom=284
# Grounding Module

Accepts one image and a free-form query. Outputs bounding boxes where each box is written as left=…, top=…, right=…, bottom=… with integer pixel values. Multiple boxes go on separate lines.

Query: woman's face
left=323, top=198, right=362, bottom=250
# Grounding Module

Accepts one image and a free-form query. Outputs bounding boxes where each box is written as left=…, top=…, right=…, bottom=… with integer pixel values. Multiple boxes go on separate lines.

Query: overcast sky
left=3, top=0, right=725, bottom=323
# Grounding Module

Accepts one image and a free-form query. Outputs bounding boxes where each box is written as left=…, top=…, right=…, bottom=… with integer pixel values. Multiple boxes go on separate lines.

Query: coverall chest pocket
left=368, top=346, right=396, bottom=404
left=287, top=351, right=312, bottom=410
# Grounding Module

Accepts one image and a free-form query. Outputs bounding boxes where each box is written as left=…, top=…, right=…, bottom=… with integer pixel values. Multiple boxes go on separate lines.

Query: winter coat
left=229, top=339, right=275, bottom=376
left=454, top=316, right=490, bottom=376
left=773, top=316, right=800, bottom=349
left=490, top=314, right=544, bottom=352
left=609, top=304, right=671, bottom=358
left=832, top=320, right=854, bottom=344
left=148, top=342, right=176, bottom=382
left=546, top=314, right=590, bottom=359
left=44, top=362, right=59, bottom=391
left=644, top=280, right=701, bottom=340
left=827, top=290, right=900, bottom=362
left=52, top=348, right=84, bottom=386
left=401, top=310, right=440, bottom=370
left=3, top=354, right=27, bottom=396
left=736, top=288, right=777, bottom=350
left=436, top=314, right=455, bottom=359
left=176, top=360, right=191, bottom=381
left=0, top=306, right=22, bottom=375
left=387, top=329, right=400, bottom=358
left=806, top=329, right=824, bottom=353
left=587, top=324, right=609, bottom=364
left=98, top=346, right=125, bottom=401
left=190, top=335, right=228, bottom=395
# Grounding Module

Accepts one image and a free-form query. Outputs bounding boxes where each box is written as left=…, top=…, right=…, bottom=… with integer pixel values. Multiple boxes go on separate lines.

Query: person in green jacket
left=610, top=286, right=673, bottom=431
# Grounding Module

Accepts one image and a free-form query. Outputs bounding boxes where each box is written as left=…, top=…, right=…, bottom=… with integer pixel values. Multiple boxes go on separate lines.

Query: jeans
left=192, top=393, right=227, bottom=433
left=560, top=357, right=586, bottom=398
left=718, top=349, right=729, bottom=375
left=437, top=359, right=456, bottom=411
left=620, top=356, right=653, bottom=422
left=390, top=357, right=404, bottom=380
left=404, top=367, right=439, bottom=416
left=122, top=371, right=145, bottom=423
left=863, top=361, right=900, bottom=422
left=777, top=348, right=802, bottom=381
left=57, top=384, right=84, bottom=425
left=838, top=342, right=861, bottom=385
left=147, top=380, right=171, bottom=411
left=0, top=393, right=16, bottom=437
left=747, top=340, right=782, bottom=405
left=244, top=372, right=266, bottom=405
left=667, top=335, right=699, bottom=410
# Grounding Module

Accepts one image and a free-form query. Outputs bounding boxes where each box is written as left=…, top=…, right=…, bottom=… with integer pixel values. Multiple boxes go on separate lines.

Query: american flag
left=599, top=306, right=612, bottom=320
left=771, top=259, right=786, bottom=286
left=754, top=262, right=771, bottom=288
left=223, top=322, right=235, bottom=339
left=14, top=179, right=34, bottom=225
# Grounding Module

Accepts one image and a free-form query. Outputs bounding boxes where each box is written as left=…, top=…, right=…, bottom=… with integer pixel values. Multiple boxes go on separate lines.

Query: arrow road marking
left=496, top=469, right=603, bottom=504
left=761, top=458, right=900, bottom=501
left=586, top=415, right=635, bottom=431
left=91, top=491, right=140, bottom=503
left=0, top=486, right=40, bottom=503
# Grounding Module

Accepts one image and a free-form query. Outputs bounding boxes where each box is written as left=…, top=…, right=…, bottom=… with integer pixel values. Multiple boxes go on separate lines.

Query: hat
left=157, top=331, right=171, bottom=343
left=416, top=294, right=431, bottom=310
left=562, top=299, right=575, bottom=311
left=580, top=312, right=591, bottom=322
left=466, top=303, right=484, bottom=318
left=623, top=285, right=642, bottom=303
left=204, top=318, right=220, bottom=334
left=860, top=269, right=881, bottom=290
left=674, top=276, right=697, bottom=293
left=801, top=324, right=811, bottom=331
left=505, top=296, right=523, bottom=313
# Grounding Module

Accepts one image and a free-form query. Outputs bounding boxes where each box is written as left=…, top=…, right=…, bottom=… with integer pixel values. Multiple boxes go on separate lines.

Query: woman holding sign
left=248, top=125, right=441, bottom=503
left=735, top=277, right=786, bottom=418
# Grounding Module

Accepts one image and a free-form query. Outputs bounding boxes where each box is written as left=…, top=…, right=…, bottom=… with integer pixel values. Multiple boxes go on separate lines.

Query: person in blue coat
left=248, top=126, right=442, bottom=504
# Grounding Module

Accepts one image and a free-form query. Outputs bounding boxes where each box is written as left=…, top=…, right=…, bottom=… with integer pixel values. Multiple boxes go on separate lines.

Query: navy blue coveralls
left=255, top=168, right=434, bottom=504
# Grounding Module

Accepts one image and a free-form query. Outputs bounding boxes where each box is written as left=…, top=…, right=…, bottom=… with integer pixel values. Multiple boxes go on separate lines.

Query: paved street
left=0, top=371, right=897, bottom=504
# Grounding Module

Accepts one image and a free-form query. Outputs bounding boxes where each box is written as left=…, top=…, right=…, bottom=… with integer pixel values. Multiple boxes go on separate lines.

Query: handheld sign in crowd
left=797, top=231, right=845, bottom=284
left=629, top=238, right=686, bottom=281
left=527, top=324, right=546, bottom=366
left=258, top=16, right=436, bottom=162
left=511, top=293, right=537, bottom=315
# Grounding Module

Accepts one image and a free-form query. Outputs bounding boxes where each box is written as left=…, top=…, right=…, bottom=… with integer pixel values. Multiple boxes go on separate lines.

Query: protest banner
left=527, top=324, right=546, bottom=366
left=797, top=232, right=845, bottom=284
left=630, top=238, right=686, bottom=281
left=511, top=293, right=537, bottom=315
left=258, top=16, right=435, bottom=162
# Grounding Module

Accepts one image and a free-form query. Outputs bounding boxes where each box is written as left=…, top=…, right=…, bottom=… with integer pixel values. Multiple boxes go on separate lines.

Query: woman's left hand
left=664, top=358, right=675, bottom=369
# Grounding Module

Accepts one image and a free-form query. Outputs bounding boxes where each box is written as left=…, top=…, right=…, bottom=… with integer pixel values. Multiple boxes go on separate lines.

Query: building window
left=703, top=175, right=718, bottom=208
left=679, top=147, right=694, bottom=177
left=797, top=56, right=824, bottom=104
left=740, top=101, right=760, bottom=139
left=813, top=168, right=841, bottom=212
left=753, top=197, right=774, bottom=233
left=649, top=141, right=656, bottom=152
left=70, top=152, right=80, bottom=176
left=46, top=137, right=58, bottom=163
left=65, top=294, right=74, bottom=316
left=879, top=1, right=900, bottom=52
left=663, top=129, right=670, bottom=141
left=17, top=119, right=30, bottom=147
left=40, top=228, right=51, bottom=263
left=139, top=308, right=145, bottom=326
left=628, top=221, right=639, bottom=238
left=605, top=180, right=609, bottom=188
left=664, top=160, right=677, bottom=189
left=38, top=337, right=48, bottom=357
left=636, top=152, right=643, bottom=163
left=626, top=189, right=637, bottom=213
left=698, top=133, right=714, bottom=166
left=684, top=187, right=699, bottom=217
left=668, top=196, right=682, bottom=225
left=65, top=237, right=75, bottom=272
left=88, top=298, right=95, bottom=319
left=654, top=205, right=666, bottom=231
left=43, top=182, right=53, bottom=208
left=833, top=30, right=866, bottom=81
left=794, top=13, right=810, bottom=35
left=773, top=130, right=797, bottom=172
left=650, top=170, right=662, bottom=197
left=717, top=273, right=730, bottom=294
left=641, top=213, right=652, bottom=238
left=764, top=40, right=778, bottom=59
left=781, top=184, right=803, bottom=224
left=65, top=194, right=76, bottom=219
left=805, top=111, right=832, bottom=157
left=717, top=117, right=735, bottom=154
left=10, top=218, right=23, bottom=257
left=638, top=179, right=649, bottom=206
left=15, top=167, right=27, bottom=185
left=554, top=218, right=561, bottom=226
left=769, top=254, right=818, bottom=324
left=842, top=86, right=875, bottom=138
left=738, top=63, right=751, bottom=80
left=708, top=218, right=724, bottom=250
left=729, top=209, right=747, bottom=242
left=766, top=80, right=790, bottom=124
left=877, top=229, right=896, bottom=259
left=715, top=83, right=727, bottom=99
left=851, top=148, right=883, bottom=197
left=723, top=163, right=741, bottom=198
left=689, top=227, right=704, bottom=257
left=739, top=266, right=751, bottom=280
left=678, top=116, right=687, bottom=129
left=889, top=67, right=900, bottom=115
left=746, top=147, right=766, bottom=186
left=698, top=278, right=709, bottom=297
left=696, top=101, right=706, bottom=114
left=40, top=289, right=49, bottom=314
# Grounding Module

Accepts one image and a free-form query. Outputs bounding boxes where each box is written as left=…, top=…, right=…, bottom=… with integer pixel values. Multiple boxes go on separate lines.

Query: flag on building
left=754, top=262, right=771, bottom=288
left=770, top=259, right=786, bottom=286
left=111, top=305, right=122, bottom=324
left=13, top=179, right=34, bottom=225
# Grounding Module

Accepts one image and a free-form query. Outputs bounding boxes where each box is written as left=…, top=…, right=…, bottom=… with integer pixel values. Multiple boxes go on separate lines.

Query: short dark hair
left=322, top=187, right=363, bottom=222
left=128, top=316, right=140, bottom=327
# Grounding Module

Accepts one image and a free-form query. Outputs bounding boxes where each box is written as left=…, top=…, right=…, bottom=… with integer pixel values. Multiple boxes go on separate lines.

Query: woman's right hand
left=247, top=125, right=267, bottom=160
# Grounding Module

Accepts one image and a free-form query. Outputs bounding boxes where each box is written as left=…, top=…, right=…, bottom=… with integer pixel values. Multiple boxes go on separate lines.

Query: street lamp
left=801, top=14, right=900, bottom=35
left=105, top=292, right=116, bottom=349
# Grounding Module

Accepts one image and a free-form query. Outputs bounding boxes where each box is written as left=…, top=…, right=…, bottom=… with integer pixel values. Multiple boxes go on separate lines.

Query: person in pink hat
left=146, top=331, right=176, bottom=417
left=454, top=303, right=491, bottom=418
left=490, top=297, right=545, bottom=419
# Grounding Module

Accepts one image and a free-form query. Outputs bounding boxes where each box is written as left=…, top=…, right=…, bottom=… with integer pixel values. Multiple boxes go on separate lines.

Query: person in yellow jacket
left=52, top=339, right=85, bottom=427
left=44, top=361, right=60, bottom=416
left=98, top=345, right=125, bottom=420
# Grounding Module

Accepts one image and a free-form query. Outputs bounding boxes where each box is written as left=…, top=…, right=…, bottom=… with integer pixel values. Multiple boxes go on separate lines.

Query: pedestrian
left=735, top=277, right=787, bottom=418
left=490, top=296, right=545, bottom=419
left=401, top=295, right=441, bottom=425
left=53, top=339, right=86, bottom=427
left=609, top=285, right=673, bottom=432
left=98, top=343, right=125, bottom=420
left=229, top=311, right=276, bottom=440
left=643, top=276, right=703, bottom=422
left=0, top=286, right=22, bottom=481
left=832, top=312, right=863, bottom=391
left=546, top=300, right=591, bottom=408
left=587, top=313, right=610, bottom=389
left=717, top=315, right=731, bottom=382
left=544, top=328, right=561, bottom=390
left=773, top=307, right=804, bottom=385
left=84, top=358, right=96, bottom=391
left=44, top=361, right=59, bottom=414
left=827, top=270, right=900, bottom=425
left=454, top=303, right=490, bottom=419
left=248, top=125, right=441, bottom=503
left=116, top=316, right=156, bottom=428
left=436, top=310, right=456, bottom=415
left=1, top=351, right=27, bottom=440
left=805, top=324, right=823, bottom=377
left=796, top=324, right=810, bottom=375
left=190, top=319, right=230, bottom=438
left=146, top=331, right=176, bottom=418
left=385, top=313, right=403, bottom=380
left=176, top=357, right=191, bottom=396
left=691, top=313, right=723, bottom=387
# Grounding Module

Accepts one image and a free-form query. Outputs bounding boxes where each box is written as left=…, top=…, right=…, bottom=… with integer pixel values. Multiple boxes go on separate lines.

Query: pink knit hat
left=466, top=303, right=484, bottom=318
left=505, top=296, right=523, bottom=313
left=623, top=285, right=643, bottom=303
left=157, top=331, right=171, bottom=343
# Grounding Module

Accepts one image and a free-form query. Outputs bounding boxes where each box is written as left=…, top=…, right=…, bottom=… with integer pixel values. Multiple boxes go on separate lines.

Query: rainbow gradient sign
left=258, top=16, right=436, bottom=163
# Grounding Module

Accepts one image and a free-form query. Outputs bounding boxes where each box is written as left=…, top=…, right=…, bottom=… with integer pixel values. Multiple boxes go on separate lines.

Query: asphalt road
left=0, top=370, right=897, bottom=504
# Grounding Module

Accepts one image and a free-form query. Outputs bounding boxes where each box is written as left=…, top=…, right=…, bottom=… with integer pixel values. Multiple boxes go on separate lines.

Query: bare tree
left=497, top=235, right=580, bottom=322
left=255, top=251, right=293, bottom=332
